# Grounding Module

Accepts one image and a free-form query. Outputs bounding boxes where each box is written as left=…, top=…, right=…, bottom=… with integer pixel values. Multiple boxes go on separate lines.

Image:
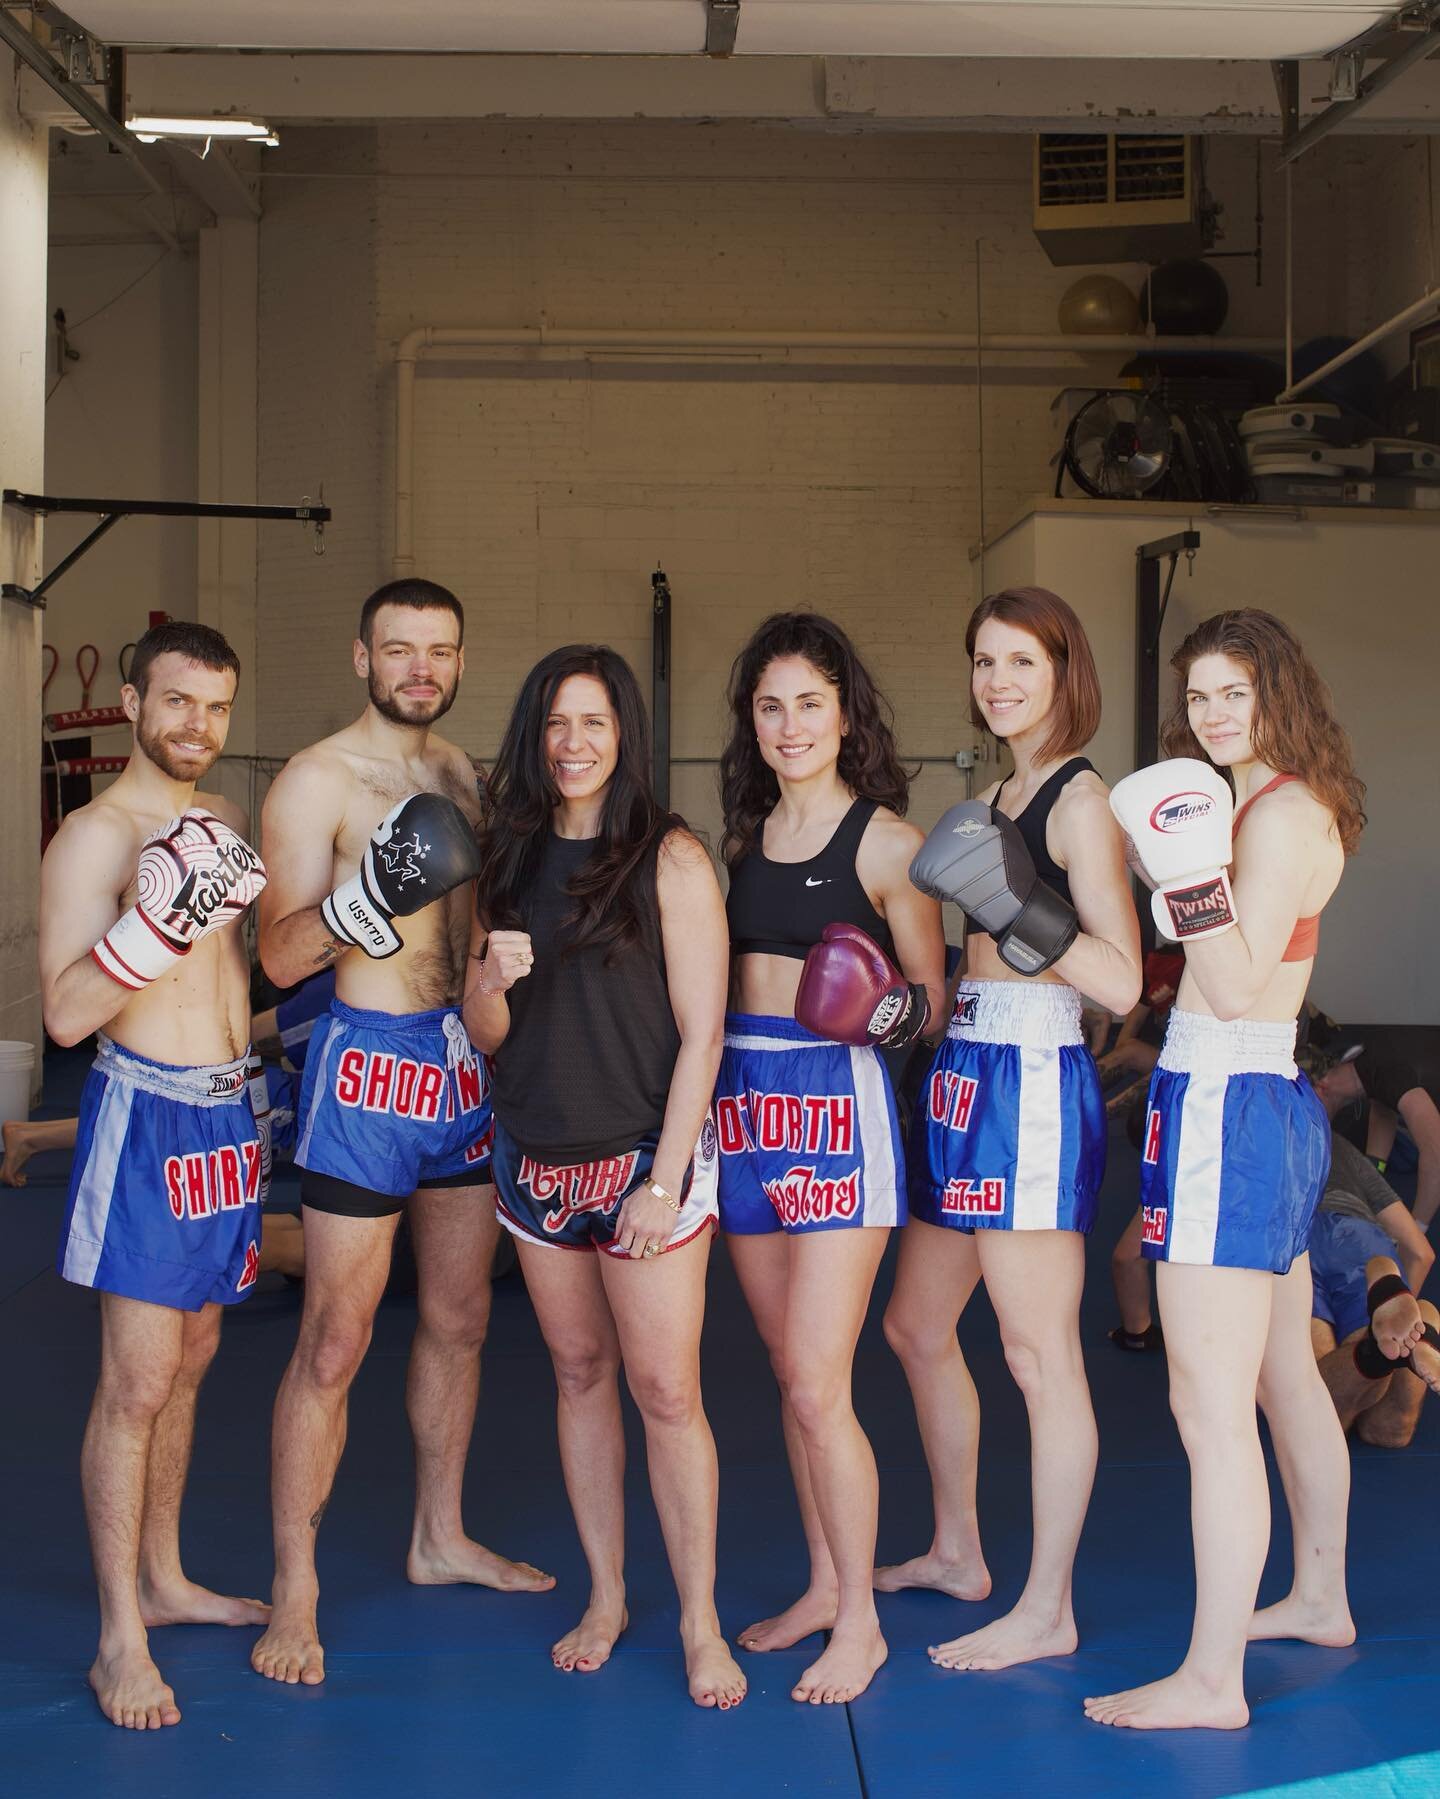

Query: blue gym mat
left=2, top=1049, right=1437, bottom=1797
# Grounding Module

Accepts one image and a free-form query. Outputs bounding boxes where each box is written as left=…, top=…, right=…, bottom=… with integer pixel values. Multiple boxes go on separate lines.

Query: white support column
left=197, top=216, right=259, bottom=813
left=0, top=82, right=50, bottom=1073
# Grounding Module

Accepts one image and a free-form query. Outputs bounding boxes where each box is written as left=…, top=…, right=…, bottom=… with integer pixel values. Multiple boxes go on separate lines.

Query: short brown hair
left=965, top=587, right=1101, bottom=764
left=359, top=578, right=464, bottom=648
left=128, top=621, right=240, bottom=696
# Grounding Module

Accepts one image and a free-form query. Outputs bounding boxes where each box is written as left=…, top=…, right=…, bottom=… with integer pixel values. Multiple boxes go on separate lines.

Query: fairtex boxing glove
left=794, top=923, right=930, bottom=1048
left=1109, top=759, right=1236, bottom=944
left=92, top=808, right=268, bottom=991
left=908, top=801, right=1078, bottom=977
left=322, top=792, right=481, bottom=959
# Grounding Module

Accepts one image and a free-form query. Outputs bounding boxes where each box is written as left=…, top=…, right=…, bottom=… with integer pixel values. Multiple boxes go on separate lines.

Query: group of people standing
left=42, top=572, right=1425, bottom=1740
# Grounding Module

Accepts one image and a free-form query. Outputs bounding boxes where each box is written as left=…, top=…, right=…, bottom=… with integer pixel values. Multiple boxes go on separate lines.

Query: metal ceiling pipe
left=1276, top=284, right=1440, bottom=401
left=393, top=322, right=1286, bottom=577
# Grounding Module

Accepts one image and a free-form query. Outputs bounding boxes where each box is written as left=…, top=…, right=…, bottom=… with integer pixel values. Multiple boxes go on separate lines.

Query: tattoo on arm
left=309, top=1496, right=330, bottom=1530
left=313, top=941, right=341, bottom=968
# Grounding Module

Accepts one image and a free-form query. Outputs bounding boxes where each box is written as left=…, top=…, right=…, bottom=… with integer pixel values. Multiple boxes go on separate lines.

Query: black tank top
left=992, top=757, right=1094, bottom=909
left=725, top=797, right=894, bottom=961
left=490, top=832, right=681, bottom=1163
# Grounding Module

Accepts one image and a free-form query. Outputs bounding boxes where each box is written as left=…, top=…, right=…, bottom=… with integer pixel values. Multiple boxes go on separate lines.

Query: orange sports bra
left=1231, top=774, right=1320, bottom=962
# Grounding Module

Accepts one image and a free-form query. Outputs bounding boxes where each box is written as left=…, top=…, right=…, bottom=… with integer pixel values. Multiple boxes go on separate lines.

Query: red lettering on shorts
left=1143, top=1106, right=1162, bottom=1166
left=242, top=1140, right=262, bottom=1203
left=393, top=1057, right=420, bottom=1117
left=518, top=1151, right=641, bottom=1233
left=414, top=1062, right=444, bottom=1122
left=1141, top=1205, right=1168, bottom=1246
left=183, top=1153, right=208, bottom=1220
left=940, top=1176, right=1006, bottom=1216
left=363, top=1053, right=395, bottom=1112
left=715, top=1096, right=752, bottom=1155
left=762, top=1165, right=861, bottom=1227
left=164, top=1157, right=184, bottom=1220
left=929, top=1071, right=979, bottom=1134
left=217, top=1146, right=242, bottom=1211
left=455, top=1056, right=483, bottom=1114
left=335, top=1046, right=365, bottom=1107
left=237, top=1239, right=259, bottom=1291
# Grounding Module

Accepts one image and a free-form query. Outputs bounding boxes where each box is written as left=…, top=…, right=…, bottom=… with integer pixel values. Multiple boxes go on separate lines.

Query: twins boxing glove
left=322, top=792, right=481, bottom=959
left=92, top=808, right=268, bottom=991
left=1108, top=759, right=1236, bottom=943
left=909, top=801, right=1078, bottom=977
left=795, top=923, right=930, bottom=1048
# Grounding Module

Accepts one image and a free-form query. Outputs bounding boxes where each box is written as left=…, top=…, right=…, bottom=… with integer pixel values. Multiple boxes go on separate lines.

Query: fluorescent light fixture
left=127, top=115, right=279, bottom=145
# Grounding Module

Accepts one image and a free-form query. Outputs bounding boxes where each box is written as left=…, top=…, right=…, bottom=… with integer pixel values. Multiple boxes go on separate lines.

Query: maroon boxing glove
left=794, top=923, right=930, bottom=1048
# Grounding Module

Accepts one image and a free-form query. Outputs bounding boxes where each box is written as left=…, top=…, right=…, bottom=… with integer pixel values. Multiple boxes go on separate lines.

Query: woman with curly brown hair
left=1089, top=608, right=1367, bottom=1732
left=715, top=612, right=946, bottom=1705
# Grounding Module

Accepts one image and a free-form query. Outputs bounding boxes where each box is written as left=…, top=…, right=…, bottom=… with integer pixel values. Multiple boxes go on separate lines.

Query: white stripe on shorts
left=850, top=1046, right=898, bottom=1228
left=1167, top=1068, right=1228, bottom=1266
left=1012, top=1046, right=1064, bottom=1231
left=295, top=1018, right=338, bottom=1169
left=62, top=1077, right=135, bottom=1287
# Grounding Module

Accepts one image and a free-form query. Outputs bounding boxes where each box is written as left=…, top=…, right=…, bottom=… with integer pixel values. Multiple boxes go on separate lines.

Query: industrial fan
left=1059, top=391, right=1173, bottom=498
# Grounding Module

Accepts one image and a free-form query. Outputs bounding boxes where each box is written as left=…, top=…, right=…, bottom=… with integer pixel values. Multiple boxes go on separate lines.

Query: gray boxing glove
left=909, top=801, right=1078, bottom=977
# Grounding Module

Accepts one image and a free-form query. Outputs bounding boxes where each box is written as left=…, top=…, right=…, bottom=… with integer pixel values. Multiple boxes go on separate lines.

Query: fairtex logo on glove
left=1149, top=793, right=1217, bottom=834
left=165, top=840, right=265, bottom=934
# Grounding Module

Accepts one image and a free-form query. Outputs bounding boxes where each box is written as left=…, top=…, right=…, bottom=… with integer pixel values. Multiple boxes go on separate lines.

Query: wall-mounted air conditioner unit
left=1034, top=134, right=1207, bottom=267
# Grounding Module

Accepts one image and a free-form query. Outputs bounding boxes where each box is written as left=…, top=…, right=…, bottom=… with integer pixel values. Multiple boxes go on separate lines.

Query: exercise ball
left=1058, top=273, right=1141, bottom=336
left=1138, top=259, right=1229, bottom=336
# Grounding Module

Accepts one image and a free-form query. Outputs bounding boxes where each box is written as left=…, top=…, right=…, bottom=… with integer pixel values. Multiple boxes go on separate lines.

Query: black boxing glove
left=909, top=801, right=1078, bottom=978
left=322, top=792, right=481, bottom=959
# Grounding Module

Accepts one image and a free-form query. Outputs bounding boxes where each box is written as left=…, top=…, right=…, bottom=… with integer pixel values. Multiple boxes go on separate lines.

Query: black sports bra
left=992, top=757, right=1094, bottom=909
left=726, top=798, right=894, bottom=962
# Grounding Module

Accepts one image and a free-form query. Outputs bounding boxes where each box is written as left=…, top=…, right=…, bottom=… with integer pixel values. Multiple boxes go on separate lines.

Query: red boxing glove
left=795, top=923, right=930, bottom=1048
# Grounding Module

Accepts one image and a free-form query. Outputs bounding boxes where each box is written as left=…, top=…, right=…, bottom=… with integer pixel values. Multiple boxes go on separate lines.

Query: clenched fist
left=479, top=929, right=535, bottom=994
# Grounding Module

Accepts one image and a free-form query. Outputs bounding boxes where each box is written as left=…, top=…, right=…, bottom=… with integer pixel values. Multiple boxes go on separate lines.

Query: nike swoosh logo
left=805, top=877, right=832, bottom=887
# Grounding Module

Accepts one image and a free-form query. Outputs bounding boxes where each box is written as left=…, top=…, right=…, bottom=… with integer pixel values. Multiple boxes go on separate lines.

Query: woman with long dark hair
left=464, top=645, right=745, bottom=1711
left=1089, top=610, right=1367, bottom=1731
left=893, top=587, right=1141, bottom=1673
left=717, top=612, right=945, bottom=1705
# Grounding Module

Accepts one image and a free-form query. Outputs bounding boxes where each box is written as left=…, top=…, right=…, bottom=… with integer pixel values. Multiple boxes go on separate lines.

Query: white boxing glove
left=1109, top=759, right=1238, bottom=943
left=92, top=809, right=268, bottom=991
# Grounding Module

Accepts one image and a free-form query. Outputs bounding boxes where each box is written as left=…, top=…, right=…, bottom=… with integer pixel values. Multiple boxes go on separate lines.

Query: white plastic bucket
left=0, top=1041, right=37, bottom=1125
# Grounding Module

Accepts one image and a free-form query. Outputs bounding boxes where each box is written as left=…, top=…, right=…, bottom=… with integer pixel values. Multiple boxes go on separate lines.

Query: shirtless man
left=39, top=621, right=270, bottom=1730
left=252, top=578, right=551, bottom=1688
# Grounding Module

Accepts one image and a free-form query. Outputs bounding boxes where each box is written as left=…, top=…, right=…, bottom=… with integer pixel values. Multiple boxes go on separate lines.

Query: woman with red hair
left=1088, top=608, right=1369, bottom=1730
left=880, top=587, right=1141, bottom=1673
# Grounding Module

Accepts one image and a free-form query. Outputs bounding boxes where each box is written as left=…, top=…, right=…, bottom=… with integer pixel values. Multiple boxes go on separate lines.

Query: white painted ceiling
left=59, top=1, right=1403, bottom=61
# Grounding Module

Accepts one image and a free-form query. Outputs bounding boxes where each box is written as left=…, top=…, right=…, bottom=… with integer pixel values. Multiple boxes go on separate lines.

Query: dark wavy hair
left=965, top=587, right=1101, bottom=764
left=719, top=612, right=911, bottom=865
left=476, top=645, right=685, bottom=960
left=1161, top=609, right=1366, bottom=855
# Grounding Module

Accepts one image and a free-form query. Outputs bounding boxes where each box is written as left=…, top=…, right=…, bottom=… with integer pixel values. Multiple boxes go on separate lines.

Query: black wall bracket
left=2, top=490, right=332, bottom=609
left=651, top=567, right=672, bottom=808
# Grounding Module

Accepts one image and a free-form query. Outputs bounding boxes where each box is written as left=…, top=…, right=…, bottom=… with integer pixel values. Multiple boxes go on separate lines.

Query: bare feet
left=737, top=1583, right=837, bottom=1652
left=1371, top=1287, right=1426, bottom=1361
left=1084, top=1668, right=1249, bottom=1731
left=873, top=1549, right=992, bottom=1602
left=685, top=1631, right=748, bottom=1710
left=792, top=1623, right=887, bottom=1704
left=251, top=1603, right=326, bottom=1686
left=1412, top=1329, right=1440, bottom=1395
left=929, top=1603, right=1077, bottom=1671
left=138, top=1574, right=270, bottom=1629
left=89, top=1645, right=181, bottom=1729
left=1249, top=1590, right=1355, bottom=1648
left=406, top=1536, right=555, bottom=1593
left=1, top=1122, right=33, bottom=1188
left=552, top=1596, right=628, bottom=1673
